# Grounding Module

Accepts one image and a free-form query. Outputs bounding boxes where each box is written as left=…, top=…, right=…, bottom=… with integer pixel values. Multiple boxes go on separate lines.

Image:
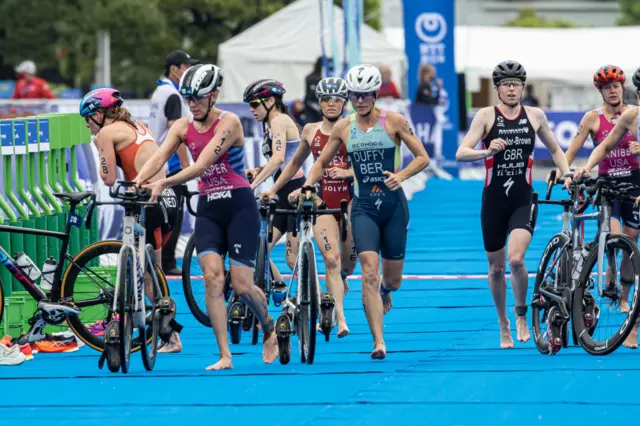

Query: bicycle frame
left=0, top=203, right=87, bottom=302
left=539, top=185, right=614, bottom=315
left=112, top=205, right=148, bottom=330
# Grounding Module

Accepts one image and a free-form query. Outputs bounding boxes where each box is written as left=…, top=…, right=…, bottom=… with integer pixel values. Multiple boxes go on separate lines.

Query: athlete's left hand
left=383, top=171, right=403, bottom=191
left=563, top=176, right=573, bottom=192
left=327, top=167, right=350, bottom=180
left=631, top=141, right=640, bottom=155
left=142, top=179, right=167, bottom=203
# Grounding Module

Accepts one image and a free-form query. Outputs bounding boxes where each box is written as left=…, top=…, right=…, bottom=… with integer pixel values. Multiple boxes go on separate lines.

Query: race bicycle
left=274, top=185, right=348, bottom=365
left=532, top=172, right=640, bottom=356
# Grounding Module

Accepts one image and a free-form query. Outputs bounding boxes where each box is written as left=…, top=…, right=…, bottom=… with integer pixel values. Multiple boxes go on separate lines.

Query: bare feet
left=371, top=341, right=386, bottom=359
left=337, top=320, right=350, bottom=338
left=158, top=332, right=183, bottom=353
left=263, top=330, right=278, bottom=363
left=515, top=314, right=531, bottom=343
left=205, top=357, right=233, bottom=371
left=381, top=290, right=392, bottom=314
left=620, top=285, right=630, bottom=313
left=623, top=324, right=638, bottom=349
left=499, top=319, right=514, bottom=349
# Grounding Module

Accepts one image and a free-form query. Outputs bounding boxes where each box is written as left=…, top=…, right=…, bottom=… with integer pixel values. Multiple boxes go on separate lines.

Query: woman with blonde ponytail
left=78, top=88, right=185, bottom=353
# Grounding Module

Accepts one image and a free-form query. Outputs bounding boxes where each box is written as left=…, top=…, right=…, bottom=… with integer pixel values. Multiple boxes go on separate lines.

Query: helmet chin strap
left=194, top=97, right=215, bottom=122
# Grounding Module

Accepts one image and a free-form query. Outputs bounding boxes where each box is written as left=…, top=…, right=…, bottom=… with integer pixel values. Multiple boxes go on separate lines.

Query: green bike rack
left=71, top=115, right=93, bottom=252
left=58, top=115, right=79, bottom=257
left=12, top=119, right=39, bottom=281
left=46, top=114, right=66, bottom=252
left=37, top=115, right=62, bottom=260
left=27, top=116, right=51, bottom=268
left=5, top=121, right=29, bottom=291
left=0, top=119, right=17, bottom=296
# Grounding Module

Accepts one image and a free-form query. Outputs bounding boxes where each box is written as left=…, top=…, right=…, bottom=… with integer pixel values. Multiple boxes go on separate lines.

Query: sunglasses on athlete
left=348, top=91, right=377, bottom=102
left=248, top=98, right=268, bottom=108
left=183, top=93, right=208, bottom=103
left=498, top=80, right=524, bottom=88
left=319, top=96, right=345, bottom=104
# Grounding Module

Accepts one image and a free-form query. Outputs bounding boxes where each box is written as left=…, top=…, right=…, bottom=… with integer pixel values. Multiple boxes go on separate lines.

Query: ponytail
left=104, top=106, right=136, bottom=127
left=275, top=96, right=294, bottom=121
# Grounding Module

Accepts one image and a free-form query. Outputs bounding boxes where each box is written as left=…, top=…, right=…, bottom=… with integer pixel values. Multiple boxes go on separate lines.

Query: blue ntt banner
left=403, top=0, right=459, bottom=176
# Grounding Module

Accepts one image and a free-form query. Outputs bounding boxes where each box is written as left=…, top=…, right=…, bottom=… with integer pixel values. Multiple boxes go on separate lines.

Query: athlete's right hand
left=288, top=188, right=302, bottom=205
left=546, top=169, right=560, bottom=185
left=245, top=167, right=263, bottom=183
left=260, top=190, right=275, bottom=204
left=487, top=138, right=507, bottom=156
left=573, top=167, right=590, bottom=181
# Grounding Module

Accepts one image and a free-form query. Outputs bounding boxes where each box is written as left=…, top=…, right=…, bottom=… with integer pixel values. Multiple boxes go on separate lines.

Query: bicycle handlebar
left=269, top=185, right=349, bottom=242
left=84, top=181, right=169, bottom=230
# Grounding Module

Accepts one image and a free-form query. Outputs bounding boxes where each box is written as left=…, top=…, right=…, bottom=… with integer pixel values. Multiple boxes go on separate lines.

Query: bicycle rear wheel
left=141, top=244, right=160, bottom=372
left=118, top=246, right=135, bottom=374
left=573, top=234, right=640, bottom=355
left=182, top=233, right=211, bottom=327
left=297, top=242, right=319, bottom=365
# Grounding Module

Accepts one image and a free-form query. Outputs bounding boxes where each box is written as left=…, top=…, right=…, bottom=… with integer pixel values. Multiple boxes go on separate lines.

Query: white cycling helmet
left=345, top=64, right=382, bottom=93
left=315, top=77, right=348, bottom=100
left=179, top=64, right=224, bottom=98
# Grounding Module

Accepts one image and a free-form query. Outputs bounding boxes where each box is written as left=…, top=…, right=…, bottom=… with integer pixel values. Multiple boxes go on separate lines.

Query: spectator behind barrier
left=303, top=57, right=326, bottom=123
left=414, top=64, right=442, bottom=105
left=521, top=85, right=539, bottom=107
left=12, top=60, right=55, bottom=99
left=378, top=65, right=401, bottom=99
left=148, top=50, right=200, bottom=277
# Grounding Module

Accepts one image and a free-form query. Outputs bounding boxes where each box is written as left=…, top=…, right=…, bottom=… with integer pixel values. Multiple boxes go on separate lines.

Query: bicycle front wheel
left=298, top=241, right=319, bottom=365
left=531, top=233, right=571, bottom=355
left=62, top=241, right=169, bottom=352
left=141, top=244, right=161, bottom=372
left=573, top=233, right=640, bottom=355
left=118, top=245, right=135, bottom=374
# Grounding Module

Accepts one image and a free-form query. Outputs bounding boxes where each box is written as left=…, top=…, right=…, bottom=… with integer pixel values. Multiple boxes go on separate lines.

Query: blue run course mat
left=2, top=179, right=638, bottom=425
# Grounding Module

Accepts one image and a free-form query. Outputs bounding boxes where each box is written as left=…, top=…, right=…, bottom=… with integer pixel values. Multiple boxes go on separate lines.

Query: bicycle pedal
left=319, top=292, right=336, bottom=330
left=228, top=302, right=244, bottom=325
left=276, top=314, right=292, bottom=336
left=103, top=320, right=121, bottom=373
left=271, top=281, right=287, bottom=306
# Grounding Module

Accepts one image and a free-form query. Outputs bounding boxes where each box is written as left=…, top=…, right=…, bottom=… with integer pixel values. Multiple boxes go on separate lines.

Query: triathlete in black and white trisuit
left=457, top=60, right=571, bottom=349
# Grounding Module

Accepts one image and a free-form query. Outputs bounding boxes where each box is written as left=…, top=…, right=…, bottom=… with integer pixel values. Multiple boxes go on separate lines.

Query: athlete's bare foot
left=623, top=324, right=639, bottom=349
left=371, top=341, right=386, bottom=359
left=343, top=277, right=350, bottom=295
left=337, top=320, right=350, bottom=338
left=620, top=300, right=630, bottom=314
left=499, top=319, right=514, bottom=349
left=515, top=315, right=531, bottom=343
left=158, top=332, right=183, bottom=353
left=263, top=330, right=278, bottom=363
left=205, top=357, right=233, bottom=371
left=620, top=285, right=630, bottom=313
left=381, top=290, right=392, bottom=314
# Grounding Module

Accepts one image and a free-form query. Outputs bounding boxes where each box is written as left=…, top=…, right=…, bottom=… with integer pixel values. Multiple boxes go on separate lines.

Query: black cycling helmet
left=492, top=60, right=527, bottom=86
left=243, top=79, right=286, bottom=103
left=633, top=67, right=640, bottom=90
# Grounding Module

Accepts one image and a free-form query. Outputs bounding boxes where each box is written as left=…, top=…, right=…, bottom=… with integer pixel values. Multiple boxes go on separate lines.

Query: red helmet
left=593, top=65, right=626, bottom=89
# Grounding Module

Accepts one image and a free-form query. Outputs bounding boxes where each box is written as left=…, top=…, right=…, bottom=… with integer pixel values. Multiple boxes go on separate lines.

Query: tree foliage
left=0, top=0, right=381, bottom=95
left=618, top=0, right=640, bottom=25
left=506, top=7, right=576, bottom=28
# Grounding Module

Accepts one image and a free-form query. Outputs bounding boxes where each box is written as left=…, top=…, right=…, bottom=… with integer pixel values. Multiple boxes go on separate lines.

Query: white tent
left=218, top=0, right=407, bottom=102
left=384, top=25, right=640, bottom=86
